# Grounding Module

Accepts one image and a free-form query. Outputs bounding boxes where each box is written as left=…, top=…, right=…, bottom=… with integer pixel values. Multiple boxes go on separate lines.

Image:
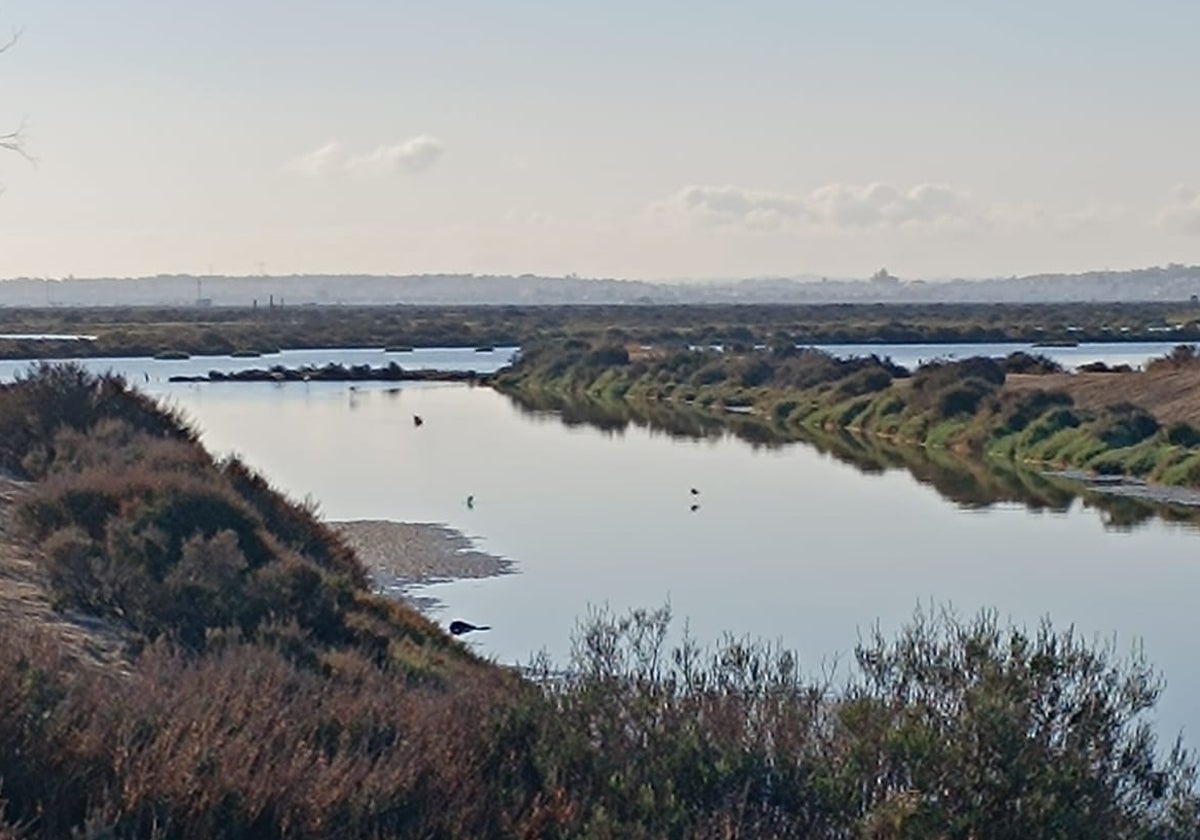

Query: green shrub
left=1167, top=422, right=1200, bottom=448
left=992, top=389, right=1073, bottom=434
left=1018, top=406, right=1081, bottom=447
left=1090, top=403, right=1160, bottom=448
left=936, top=376, right=997, bottom=418
left=834, top=366, right=893, bottom=398
left=1003, top=351, right=1064, bottom=375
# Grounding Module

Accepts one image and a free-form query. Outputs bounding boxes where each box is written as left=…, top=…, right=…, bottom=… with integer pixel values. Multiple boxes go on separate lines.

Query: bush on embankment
left=0, top=364, right=466, bottom=670
left=2, top=602, right=1197, bottom=838
left=499, top=342, right=1200, bottom=488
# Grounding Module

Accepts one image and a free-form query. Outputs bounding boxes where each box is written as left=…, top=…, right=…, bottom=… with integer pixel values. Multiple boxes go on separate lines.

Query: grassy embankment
left=497, top=341, right=1200, bottom=489
left=1, top=364, right=1198, bottom=837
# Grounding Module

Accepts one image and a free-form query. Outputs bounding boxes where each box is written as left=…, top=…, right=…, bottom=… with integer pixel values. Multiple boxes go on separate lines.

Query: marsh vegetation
left=0, top=364, right=1197, bottom=837
left=4, top=300, right=1200, bottom=360
left=497, top=339, right=1200, bottom=491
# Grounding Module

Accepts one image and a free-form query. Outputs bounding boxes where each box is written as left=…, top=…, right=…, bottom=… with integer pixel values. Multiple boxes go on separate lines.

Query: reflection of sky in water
left=0, top=341, right=1188, bottom=385
left=150, top=381, right=1200, bottom=748
left=0, top=346, right=518, bottom=385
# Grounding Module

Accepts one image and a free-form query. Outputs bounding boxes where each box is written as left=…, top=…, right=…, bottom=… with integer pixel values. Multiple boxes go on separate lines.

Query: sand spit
left=1048, top=469, right=1200, bottom=508
left=331, top=519, right=513, bottom=607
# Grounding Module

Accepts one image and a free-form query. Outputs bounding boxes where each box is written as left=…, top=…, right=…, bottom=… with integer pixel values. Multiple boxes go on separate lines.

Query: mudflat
left=331, top=519, right=513, bottom=596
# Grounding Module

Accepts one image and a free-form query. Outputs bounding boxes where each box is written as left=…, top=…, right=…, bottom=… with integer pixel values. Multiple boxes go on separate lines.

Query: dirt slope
left=1005, top=366, right=1200, bottom=427
left=0, top=476, right=127, bottom=668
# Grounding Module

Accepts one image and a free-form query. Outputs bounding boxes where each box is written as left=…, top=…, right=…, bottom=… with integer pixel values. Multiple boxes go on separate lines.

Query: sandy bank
left=331, top=519, right=513, bottom=607
left=1047, top=469, right=1200, bottom=509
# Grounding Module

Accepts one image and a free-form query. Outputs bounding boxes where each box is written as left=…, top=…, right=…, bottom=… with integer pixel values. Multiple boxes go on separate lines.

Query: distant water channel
left=3, top=342, right=1199, bottom=745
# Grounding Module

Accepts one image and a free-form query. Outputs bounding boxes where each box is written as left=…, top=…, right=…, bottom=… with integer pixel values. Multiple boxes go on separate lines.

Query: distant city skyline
left=0, top=1, right=1198, bottom=281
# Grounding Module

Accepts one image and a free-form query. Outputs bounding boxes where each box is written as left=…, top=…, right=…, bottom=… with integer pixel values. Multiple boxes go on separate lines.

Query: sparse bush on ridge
left=1147, top=344, right=1200, bottom=372
left=1003, top=350, right=1065, bottom=375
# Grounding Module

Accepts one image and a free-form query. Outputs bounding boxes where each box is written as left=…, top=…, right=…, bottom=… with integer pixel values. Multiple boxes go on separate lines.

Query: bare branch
left=0, top=118, right=33, bottom=164
left=0, top=28, right=32, bottom=171
left=0, top=27, right=22, bottom=54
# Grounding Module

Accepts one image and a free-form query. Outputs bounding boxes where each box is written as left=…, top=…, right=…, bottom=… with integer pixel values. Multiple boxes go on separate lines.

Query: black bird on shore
left=449, top=620, right=490, bottom=636
left=413, top=414, right=424, bottom=427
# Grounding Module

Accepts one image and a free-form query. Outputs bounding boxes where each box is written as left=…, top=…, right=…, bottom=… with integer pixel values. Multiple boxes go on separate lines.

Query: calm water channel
left=3, top=344, right=1198, bottom=743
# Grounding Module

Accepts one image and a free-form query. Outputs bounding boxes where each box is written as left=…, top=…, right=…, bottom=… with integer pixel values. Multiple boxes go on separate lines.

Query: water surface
left=813, top=340, right=1189, bottom=371
left=154, top=381, right=1200, bottom=745
left=4, top=347, right=1197, bottom=743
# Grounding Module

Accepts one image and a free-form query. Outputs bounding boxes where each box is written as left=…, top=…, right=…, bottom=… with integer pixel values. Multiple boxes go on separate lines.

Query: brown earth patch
left=1005, top=367, right=1200, bottom=427
left=0, top=475, right=128, bottom=669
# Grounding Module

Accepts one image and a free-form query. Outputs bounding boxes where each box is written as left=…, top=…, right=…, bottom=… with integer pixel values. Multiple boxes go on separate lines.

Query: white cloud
left=282, top=135, right=444, bottom=179
left=344, top=135, right=444, bottom=177
left=651, top=181, right=979, bottom=232
left=281, top=141, right=343, bottom=177
left=1156, top=185, right=1200, bottom=234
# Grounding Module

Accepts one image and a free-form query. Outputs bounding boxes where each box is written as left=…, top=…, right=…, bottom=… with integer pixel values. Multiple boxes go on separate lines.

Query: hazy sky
left=1, top=1, right=1198, bottom=281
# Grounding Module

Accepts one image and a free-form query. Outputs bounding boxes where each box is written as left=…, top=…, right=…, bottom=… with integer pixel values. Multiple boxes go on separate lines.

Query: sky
left=0, top=1, right=1199, bottom=282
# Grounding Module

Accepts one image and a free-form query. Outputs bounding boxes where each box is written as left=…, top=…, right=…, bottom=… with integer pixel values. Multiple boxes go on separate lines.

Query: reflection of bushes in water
left=504, top=387, right=730, bottom=443
left=726, top=414, right=788, bottom=448
left=507, top=386, right=1200, bottom=532
left=1089, top=495, right=1161, bottom=531
left=765, top=426, right=1200, bottom=530
left=800, top=429, right=895, bottom=475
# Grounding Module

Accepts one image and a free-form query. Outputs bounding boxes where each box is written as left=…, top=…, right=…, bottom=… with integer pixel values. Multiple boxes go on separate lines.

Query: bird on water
left=449, top=620, right=490, bottom=636
left=466, top=495, right=475, bottom=509
left=690, top=487, right=700, bottom=496
left=413, top=414, right=424, bottom=427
